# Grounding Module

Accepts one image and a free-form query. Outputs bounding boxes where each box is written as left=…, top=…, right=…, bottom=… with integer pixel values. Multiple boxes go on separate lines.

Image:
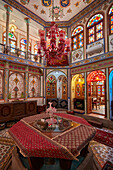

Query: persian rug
left=0, top=137, right=15, bottom=170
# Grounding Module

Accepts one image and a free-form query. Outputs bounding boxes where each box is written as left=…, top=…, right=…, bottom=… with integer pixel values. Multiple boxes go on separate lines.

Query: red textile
left=94, top=129, right=113, bottom=148
left=54, top=113, right=91, bottom=126
left=8, top=113, right=96, bottom=159
left=9, top=121, right=75, bottom=160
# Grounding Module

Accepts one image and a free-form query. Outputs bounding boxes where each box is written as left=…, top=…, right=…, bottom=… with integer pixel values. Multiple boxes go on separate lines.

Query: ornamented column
left=84, top=24, right=87, bottom=59
left=25, top=66, right=29, bottom=100
left=106, top=67, right=110, bottom=119
left=67, top=27, right=71, bottom=64
left=4, top=61, right=9, bottom=102
left=104, top=13, right=108, bottom=53
left=4, top=5, right=13, bottom=48
left=67, top=68, right=71, bottom=111
left=43, top=68, right=46, bottom=104
left=84, top=72, right=87, bottom=114
left=24, top=18, right=30, bottom=59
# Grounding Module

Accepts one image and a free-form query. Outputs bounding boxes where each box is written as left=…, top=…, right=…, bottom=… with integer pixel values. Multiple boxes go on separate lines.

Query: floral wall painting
left=28, top=75, right=40, bottom=98
left=32, top=4, right=38, bottom=10
left=74, top=1, right=81, bottom=7
left=9, top=73, right=24, bottom=99
left=71, top=47, right=84, bottom=63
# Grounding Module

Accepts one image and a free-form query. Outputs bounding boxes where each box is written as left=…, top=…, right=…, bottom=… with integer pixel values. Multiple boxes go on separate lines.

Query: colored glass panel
left=111, top=16, right=113, bottom=24
left=96, top=22, right=103, bottom=32
left=11, top=41, right=16, bottom=53
left=78, top=33, right=83, bottom=41
left=79, top=40, right=83, bottom=48
left=72, top=26, right=83, bottom=36
left=73, top=44, right=77, bottom=50
left=73, top=37, right=77, bottom=43
left=89, top=27, right=94, bottom=36
left=87, top=14, right=103, bottom=27
left=111, top=25, right=113, bottom=33
left=96, top=31, right=103, bottom=40
left=89, top=35, right=94, bottom=43
left=109, top=6, right=113, bottom=15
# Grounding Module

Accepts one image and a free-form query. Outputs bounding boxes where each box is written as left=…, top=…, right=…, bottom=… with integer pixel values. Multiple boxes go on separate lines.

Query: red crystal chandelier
left=37, top=1, right=71, bottom=65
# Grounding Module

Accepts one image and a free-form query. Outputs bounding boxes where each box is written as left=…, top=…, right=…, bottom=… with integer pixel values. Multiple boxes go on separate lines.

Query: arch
left=0, top=71, right=3, bottom=99
left=72, top=25, right=84, bottom=36
left=109, top=70, right=113, bottom=119
left=87, top=70, right=106, bottom=115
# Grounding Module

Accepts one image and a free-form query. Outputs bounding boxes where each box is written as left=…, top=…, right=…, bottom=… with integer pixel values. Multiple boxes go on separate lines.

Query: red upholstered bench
left=88, top=119, right=103, bottom=128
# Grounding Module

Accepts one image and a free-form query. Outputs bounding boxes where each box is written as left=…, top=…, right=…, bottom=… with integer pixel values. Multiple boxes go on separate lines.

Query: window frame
left=87, top=13, right=104, bottom=45
left=71, top=25, right=84, bottom=51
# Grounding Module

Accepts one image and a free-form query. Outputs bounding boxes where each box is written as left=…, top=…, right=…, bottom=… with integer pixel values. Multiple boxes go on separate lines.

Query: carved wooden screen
left=46, top=75, right=57, bottom=99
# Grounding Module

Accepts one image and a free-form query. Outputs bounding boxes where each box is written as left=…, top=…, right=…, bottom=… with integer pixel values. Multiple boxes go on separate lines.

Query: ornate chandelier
left=37, top=21, right=71, bottom=65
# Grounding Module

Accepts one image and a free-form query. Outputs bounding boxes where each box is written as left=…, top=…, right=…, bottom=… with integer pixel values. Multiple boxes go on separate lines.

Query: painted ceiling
left=15, top=0, right=95, bottom=22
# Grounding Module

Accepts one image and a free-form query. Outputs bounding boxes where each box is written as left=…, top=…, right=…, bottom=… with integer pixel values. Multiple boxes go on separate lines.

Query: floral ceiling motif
left=16, top=0, right=94, bottom=22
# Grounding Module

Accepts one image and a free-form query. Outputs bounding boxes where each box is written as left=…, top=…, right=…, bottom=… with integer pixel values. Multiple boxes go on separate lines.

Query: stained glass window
left=87, top=14, right=103, bottom=44
left=109, top=6, right=113, bottom=35
left=72, top=26, right=83, bottom=36
left=109, top=6, right=113, bottom=15
left=34, top=44, right=38, bottom=55
left=3, top=32, right=17, bottom=53
left=20, top=38, right=31, bottom=57
left=87, top=14, right=103, bottom=27
left=72, top=26, right=84, bottom=50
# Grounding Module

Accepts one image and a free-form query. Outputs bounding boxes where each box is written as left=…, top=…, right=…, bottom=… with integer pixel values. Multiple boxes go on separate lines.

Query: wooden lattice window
left=87, top=14, right=104, bottom=44
left=72, top=26, right=84, bottom=51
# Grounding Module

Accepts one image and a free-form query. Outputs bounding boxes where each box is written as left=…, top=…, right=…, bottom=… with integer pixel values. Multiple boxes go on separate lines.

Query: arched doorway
left=109, top=70, right=113, bottom=120
left=46, top=71, right=68, bottom=109
left=87, top=70, right=106, bottom=117
left=71, top=74, right=85, bottom=111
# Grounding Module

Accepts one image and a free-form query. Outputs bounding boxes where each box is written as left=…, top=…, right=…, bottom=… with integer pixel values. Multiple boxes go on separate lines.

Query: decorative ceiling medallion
left=20, top=0, right=30, bottom=5
left=83, top=0, right=93, bottom=4
left=49, top=6, right=64, bottom=21
left=60, top=0, right=70, bottom=8
left=42, top=0, right=51, bottom=7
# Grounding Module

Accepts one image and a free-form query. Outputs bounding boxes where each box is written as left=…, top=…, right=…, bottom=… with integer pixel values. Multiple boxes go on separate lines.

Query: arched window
left=72, top=26, right=83, bottom=51
left=108, top=5, right=113, bottom=35
left=20, top=38, right=31, bottom=56
left=87, top=14, right=104, bottom=44
left=3, top=32, right=17, bottom=53
left=34, top=44, right=38, bottom=55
